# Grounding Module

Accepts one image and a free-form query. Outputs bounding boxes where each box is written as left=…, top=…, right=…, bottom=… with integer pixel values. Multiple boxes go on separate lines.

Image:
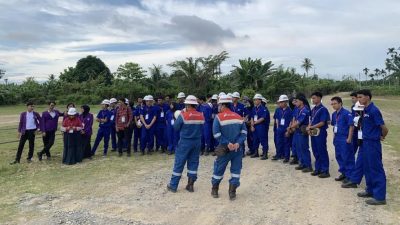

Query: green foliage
left=114, top=62, right=146, bottom=81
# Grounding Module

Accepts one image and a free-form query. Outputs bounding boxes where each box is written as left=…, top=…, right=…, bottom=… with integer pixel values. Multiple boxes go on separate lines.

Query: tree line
left=2, top=47, right=398, bottom=106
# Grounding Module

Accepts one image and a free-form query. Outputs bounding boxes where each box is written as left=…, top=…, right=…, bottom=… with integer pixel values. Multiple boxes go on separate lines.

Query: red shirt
left=115, top=106, right=133, bottom=130
left=62, top=117, right=83, bottom=132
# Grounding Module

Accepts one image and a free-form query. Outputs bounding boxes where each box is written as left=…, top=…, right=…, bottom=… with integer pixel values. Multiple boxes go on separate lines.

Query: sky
left=0, top=0, right=399, bottom=83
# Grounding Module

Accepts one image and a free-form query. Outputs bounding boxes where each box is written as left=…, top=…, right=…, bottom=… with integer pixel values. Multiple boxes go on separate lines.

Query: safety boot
left=185, top=178, right=195, bottom=192
left=211, top=184, right=219, bottom=198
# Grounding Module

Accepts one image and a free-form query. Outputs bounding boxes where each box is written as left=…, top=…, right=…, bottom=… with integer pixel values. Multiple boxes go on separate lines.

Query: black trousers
left=81, top=135, right=92, bottom=158
left=40, top=130, right=56, bottom=157
left=16, top=129, right=36, bottom=161
left=117, top=128, right=131, bottom=154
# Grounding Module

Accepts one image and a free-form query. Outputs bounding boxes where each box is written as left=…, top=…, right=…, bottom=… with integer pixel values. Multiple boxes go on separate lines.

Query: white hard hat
left=277, top=95, right=289, bottom=102
left=218, top=94, right=233, bottom=104
left=227, top=93, right=233, bottom=97
left=144, top=95, right=154, bottom=101
left=211, top=94, right=218, bottom=100
left=177, top=92, right=186, bottom=99
left=262, top=97, right=268, bottom=104
left=101, top=99, right=110, bottom=105
left=184, top=95, right=198, bottom=105
left=253, top=94, right=263, bottom=100
left=110, top=98, right=117, bottom=104
left=125, top=98, right=129, bottom=104
left=67, top=107, right=77, bottom=115
left=353, top=101, right=365, bottom=111
left=218, top=92, right=226, bottom=97
left=232, top=92, right=240, bottom=98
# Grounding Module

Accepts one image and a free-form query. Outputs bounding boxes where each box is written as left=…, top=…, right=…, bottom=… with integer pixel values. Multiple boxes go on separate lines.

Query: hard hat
left=277, top=95, right=289, bottom=102
left=177, top=92, right=186, bottom=99
left=125, top=98, right=129, bottom=104
left=353, top=101, right=365, bottom=111
left=101, top=99, right=110, bottom=105
left=184, top=95, right=198, bottom=105
left=232, top=92, right=240, bottom=98
left=218, top=94, right=233, bottom=104
left=262, top=97, right=268, bottom=104
left=174, top=110, right=182, bottom=119
left=227, top=93, right=233, bottom=97
left=67, top=107, right=77, bottom=115
left=144, top=95, right=154, bottom=101
left=109, top=98, right=117, bottom=104
left=218, top=92, right=226, bottom=97
left=211, top=94, right=218, bottom=100
left=253, top=94, right=263, bottom=100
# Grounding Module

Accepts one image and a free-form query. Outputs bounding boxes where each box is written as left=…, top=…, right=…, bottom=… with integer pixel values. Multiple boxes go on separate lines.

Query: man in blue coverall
left=211, top=94, right=247, bottom=200
left=167, top=95, right=205, bottom=193
left=272, top=95, right=292, bottom=163
left=355, top=90, right=388, bottom=205
left=307, top=92, right=330, bottom=178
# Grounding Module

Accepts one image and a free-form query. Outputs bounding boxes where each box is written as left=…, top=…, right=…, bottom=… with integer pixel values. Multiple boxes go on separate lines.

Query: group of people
left=11, top=89, right=388, bottom=205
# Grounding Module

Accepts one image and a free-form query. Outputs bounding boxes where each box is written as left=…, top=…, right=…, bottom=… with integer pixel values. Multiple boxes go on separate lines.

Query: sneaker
left=283, top=159, right=289, bottom=163
left=335, top=174, right=346, bottom=181
left=289, top=159, right=299, bottom=165
left=302, top=167, right=313, bottom=173
left=37, top=152, right=43, bottom=161
left=311, top=170, right=320, bottom=176
left=341, top=182, right=357, bottom=188
left=295, top=165, right=305, bottom=170
left=271, top=156, right=279, bottom=160
left=366, top=199, right=386, bottom=205
left=318, top=172, right=331, bottom=178
left=357, top=191, right=373, bottom=198
left=27, top=159, right=32, bottom=163
left=10, top=160, right=19, bottom=165
left=250, top=154, right=259, bottom=158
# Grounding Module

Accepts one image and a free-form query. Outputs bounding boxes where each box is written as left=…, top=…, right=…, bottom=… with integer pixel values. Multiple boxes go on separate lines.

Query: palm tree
left=374, top=68, right=381, bottom=86
left=380, top=69, right=386, bottom=86
left=301, top=58, right=313, bottom=77
left=147, top=65, right=169, bottom=94
left=231, top=58, right=274, bottom=90
left=363, top=67, right=369, bottom=85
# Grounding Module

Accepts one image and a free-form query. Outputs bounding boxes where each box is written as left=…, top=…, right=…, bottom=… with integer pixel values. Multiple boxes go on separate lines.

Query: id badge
left=160, top=112, right=164, bottom=118
left=121, top=116, right=126, bottom=123
left=334, top=126, right=338, bottom=133
left=254, top=115, right=258, bottom=122
left=145, top=114, right=149, bottom=120
left=280, top=119, right=285, bottom=126
left=110, top=115, right=114, bottom=121
left=69, top=129, right=73, bottom=133
left=358, top=130, right=363, bottom=139
left=171, top=119, right=175, bottom=125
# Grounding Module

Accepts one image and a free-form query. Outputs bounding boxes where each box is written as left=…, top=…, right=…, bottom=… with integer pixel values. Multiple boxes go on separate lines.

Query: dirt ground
left=3, top=96, right=400, bottom=225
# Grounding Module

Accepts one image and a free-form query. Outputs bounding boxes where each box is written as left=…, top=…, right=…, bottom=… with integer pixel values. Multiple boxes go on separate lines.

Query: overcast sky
left=0, top=0, right=399, bottom=83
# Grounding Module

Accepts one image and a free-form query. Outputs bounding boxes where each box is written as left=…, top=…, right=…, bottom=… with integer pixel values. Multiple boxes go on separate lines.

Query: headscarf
left=81, top=104, right=90, bottom=117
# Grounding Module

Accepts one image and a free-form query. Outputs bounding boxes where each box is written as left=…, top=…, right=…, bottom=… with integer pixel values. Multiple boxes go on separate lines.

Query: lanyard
left=311, top=105, right=323, bottom=123
left=297, top=106, right=305, bottom=118
left=335, top=108, right=342, bottom=125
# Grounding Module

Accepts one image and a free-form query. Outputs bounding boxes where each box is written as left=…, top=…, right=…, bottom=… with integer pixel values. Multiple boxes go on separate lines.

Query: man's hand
left=346, top=137, right=352, bottom=144
left=251, top=126, right=255, bottom=132
left=17, top=132, right=21, bottom=139
left=380, top=136, right=385, bottom=141
left=233, top=143, right=240, bottom=150
left=42, top=132, right=46, bottom=137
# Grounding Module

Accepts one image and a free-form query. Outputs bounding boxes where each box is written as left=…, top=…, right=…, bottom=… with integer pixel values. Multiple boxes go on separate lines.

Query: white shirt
left=26, top=111, right=37, bottom=130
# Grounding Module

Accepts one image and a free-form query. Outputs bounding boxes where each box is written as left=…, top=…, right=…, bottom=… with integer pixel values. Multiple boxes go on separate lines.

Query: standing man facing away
left=250, top=94, right=269, bottom=160
left=167, top=95, right=204, bottom=193
left=211, top=95, right=247, bottom=200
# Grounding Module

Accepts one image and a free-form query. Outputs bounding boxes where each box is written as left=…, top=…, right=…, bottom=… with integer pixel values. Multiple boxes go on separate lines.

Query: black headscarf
left=288, top=97, right=296, bottom=110
left=295, top=94, right=311, bottom=109
left=81, top=105, right=90, bottom=117
left=170, top=102, right=178, bottom=113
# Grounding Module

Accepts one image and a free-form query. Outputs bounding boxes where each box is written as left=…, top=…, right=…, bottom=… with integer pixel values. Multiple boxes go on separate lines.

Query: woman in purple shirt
left=79, top=105, right=94, bottom=159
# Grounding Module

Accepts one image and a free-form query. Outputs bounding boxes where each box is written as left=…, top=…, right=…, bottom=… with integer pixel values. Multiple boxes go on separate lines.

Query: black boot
left=229, top=184, right=237, bottom=200
left=250, top=153, right=259, bottom=158
left=260, top=153, right=268, bottom=160
left=186, top=178, right=195, bottom=192
left=37, top=152, right=43, bottom=161
left=211, top=184, right=219, bottom=198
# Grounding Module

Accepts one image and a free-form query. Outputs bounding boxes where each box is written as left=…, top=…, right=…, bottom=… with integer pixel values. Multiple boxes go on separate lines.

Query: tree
left=363, top=67, right=369, bottom=84
left=169, top=51, right=228, bottom=95
left=60, top=55, right=112, bottom=85
left=0, top=68, right=5, bottom=80
left=301, top=58, right=313, bottom=77
left=231, top=58, right=274, bottom=90
left=146, top=65, right=169, bottom=94
left=374, top=68, right=381, bottom=85
left=114, top=62, right=146, bottom=81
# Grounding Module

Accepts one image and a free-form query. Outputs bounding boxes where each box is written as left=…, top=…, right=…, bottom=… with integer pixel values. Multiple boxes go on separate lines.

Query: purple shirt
left=79, top=113, right=94, bottom=136
left=18, top=111, right=41, bottom=134
left=41, top=110, right=62, bottom=132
